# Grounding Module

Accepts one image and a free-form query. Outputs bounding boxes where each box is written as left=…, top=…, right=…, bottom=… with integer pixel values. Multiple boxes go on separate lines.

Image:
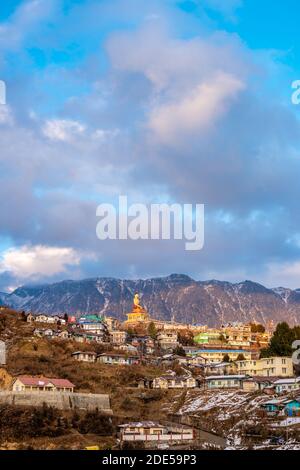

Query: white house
left=157, top=331, right=179, bottom=351
left=118, top=421, right=195, bottom=445
left=152, top=375, right=197, bottom=389
left=72, top=351, right=97, bottom=362
left=97, top=353, right=140, bottom=366
left=206, top=375, right=248, bottom=389
left=274, top=377, right=300, bottom=394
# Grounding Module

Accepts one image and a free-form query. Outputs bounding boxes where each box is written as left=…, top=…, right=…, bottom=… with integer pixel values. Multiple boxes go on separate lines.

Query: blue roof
left=190, top=349, right=249, bottom=354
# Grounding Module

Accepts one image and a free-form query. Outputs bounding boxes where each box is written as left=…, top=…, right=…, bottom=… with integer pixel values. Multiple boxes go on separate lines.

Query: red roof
left=15, top=375, right=75, bottom=388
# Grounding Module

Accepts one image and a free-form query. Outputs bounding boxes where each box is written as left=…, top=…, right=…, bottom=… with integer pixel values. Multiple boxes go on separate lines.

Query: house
left=35, top=314, right=50, bottom=323
left=144, top=338, right=155, bottom=354
left=33, top=328, right=55, bottom=338
left=236, top=357, right=293, bottom=377
left=26, top=313, right=35, bottom=323
left=72, top=332, right=85, bottom=343
left=129, top=336, right=155, bottom=354
left=183, top=346, right=205, bottom=355
left=33, top=328, right=43, bottom=337
left=157, top=331, right=178, bottom=351
left=78, top=315, right=107, bottom=335
left=260, top=399, right=286, bottom=416
left=97, top=353, right=140, bottom=366
left=274, top=377, right=300, bottom=394
left=118, top=421, right=195, bottom=445
left=110, top=330, right=128, bottom=345
left=205, top=375, right=248, bottom=389
left=152, top=375, right=197, bottom=389
left=284, top=399, right=300, bottom=417
left=221, top=323, right=252, bottom=348
left=12, top=375, right=75, bottom=393
left=201, top=361, right=238, bottom=376
left=44, top=328, right=55, bottom=337
left=82, top=332, right=107, bottom=343
left=137, top=378, right=154, bottom=389
left=242, top=376, right=278, bottom=393
left=188, top=348, right=252, bottom=363
left=185, top=355, right=208, bottom=366
left=118, top=343, right=139, bottom=354
left=57, top=330, right=69, bottom=339
left=194, top=330, right=222, bottom=345
left=72, top=351, right=97, bottom=362
left=157, top=353, right=189, bottom=365
left=104, top=316, right=121, bottom=331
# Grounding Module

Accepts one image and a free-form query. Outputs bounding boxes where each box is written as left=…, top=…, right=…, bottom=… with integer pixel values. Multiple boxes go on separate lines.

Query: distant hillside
left=2, top=274, right=300, bottom=327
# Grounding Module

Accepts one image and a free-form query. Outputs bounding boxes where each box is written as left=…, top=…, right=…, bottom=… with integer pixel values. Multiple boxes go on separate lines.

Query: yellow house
left=110, top=330, right=128, bottom=344
left=191, top=349, right=252, bottom=363
left=152, top=375, right=197, bottom=389
left=236, top=357, right=293, bottom=377
left=12, top=375, right=75, bottom=393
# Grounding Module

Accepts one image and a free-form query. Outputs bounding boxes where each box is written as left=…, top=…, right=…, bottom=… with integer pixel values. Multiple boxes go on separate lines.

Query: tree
left=236, top=353, right=246, bottom=361
left=21, top=311, right=27, bottom=322
left=260, top=322, right=296, bottom=358
left=178, top=330, right=195, bottom=346
left=63, top=313, right=69, bottom=323
left=127, top=328, right=135, bottom=337
left=174, top=345, right=186, bottom=356
left=147, top=322, right=157, bottom=339
left=223, top=353, right=230, bottom=362
left=250, top=323, right=265, bottom=333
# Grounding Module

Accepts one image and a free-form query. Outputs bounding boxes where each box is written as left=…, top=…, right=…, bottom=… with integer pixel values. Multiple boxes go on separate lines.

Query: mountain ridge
left=1, top=274, right=300, bottom=327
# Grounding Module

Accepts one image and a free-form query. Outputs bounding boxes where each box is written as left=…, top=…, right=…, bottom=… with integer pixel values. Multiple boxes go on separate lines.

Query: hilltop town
left=0, top=295, right=300, bottom=450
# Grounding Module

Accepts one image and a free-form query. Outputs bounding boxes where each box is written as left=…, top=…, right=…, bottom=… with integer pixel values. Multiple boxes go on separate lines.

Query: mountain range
left=1, top=274, right=300, bottom=327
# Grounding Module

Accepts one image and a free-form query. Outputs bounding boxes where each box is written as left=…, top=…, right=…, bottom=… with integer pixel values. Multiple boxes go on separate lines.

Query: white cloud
left=42, top=119, right=86, bottom=142
left=0, top=0, right=58, bottom=51
left=0, top=106, right=14, bottom=126
left=0, top=245, right=80, bottom=279
left=149, top=72, right=245, bottom=144
left=261, top=261, right=300, bottom=289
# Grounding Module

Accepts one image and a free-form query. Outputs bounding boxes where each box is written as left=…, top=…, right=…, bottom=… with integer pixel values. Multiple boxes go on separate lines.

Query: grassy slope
left=0, top=310, right=185, bottom=449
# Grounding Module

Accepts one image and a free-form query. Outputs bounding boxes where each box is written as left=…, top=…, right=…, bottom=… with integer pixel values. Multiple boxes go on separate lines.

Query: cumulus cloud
left=0, top=0, right=300, bottom=290
left=149, top=72, right=245, bottom=144
left=0, top=245, right=80, bottom=279
left=0, top=106, right=14, bottom=126
left=42, top=119, right=86, bottom=142
left=0, top=0, right=58, bottom=53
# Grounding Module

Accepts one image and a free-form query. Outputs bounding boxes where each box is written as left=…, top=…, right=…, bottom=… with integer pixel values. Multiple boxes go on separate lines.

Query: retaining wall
left=0, top=391, right=112, bottom=413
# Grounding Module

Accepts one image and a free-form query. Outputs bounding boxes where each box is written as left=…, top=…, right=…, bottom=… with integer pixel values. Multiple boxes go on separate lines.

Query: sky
left=1, top=0, right=300, bottom=291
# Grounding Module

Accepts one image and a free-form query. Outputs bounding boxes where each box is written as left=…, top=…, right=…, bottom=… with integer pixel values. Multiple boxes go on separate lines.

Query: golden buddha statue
left=126, top=293, right=149, bottom=323
left=133, top=293, right=143, bottom=311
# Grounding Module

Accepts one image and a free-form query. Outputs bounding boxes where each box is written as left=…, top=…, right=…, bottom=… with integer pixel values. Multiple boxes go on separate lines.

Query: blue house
left=261, top=399, right=285, bottom=415
left=284, top=399, right=300, bottom=417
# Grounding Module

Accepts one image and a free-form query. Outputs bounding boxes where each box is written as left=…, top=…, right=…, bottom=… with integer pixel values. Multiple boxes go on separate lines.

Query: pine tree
left=147, top=322, right=157, bottom=339
left=260, top=322, right=296, bottom=357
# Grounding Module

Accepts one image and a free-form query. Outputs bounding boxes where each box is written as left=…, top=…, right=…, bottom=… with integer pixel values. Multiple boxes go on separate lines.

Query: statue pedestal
left=125, top=305, right=149, bottom=324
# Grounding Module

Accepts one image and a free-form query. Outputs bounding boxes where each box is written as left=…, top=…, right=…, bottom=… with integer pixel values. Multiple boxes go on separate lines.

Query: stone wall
left=0, top=391, right=112, bottom=413
left=0, top=341, right=6, bottom=365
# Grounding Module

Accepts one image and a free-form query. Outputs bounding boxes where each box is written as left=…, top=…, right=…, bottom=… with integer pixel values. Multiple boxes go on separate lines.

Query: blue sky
left=1, top=0, right=300, bottom=291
